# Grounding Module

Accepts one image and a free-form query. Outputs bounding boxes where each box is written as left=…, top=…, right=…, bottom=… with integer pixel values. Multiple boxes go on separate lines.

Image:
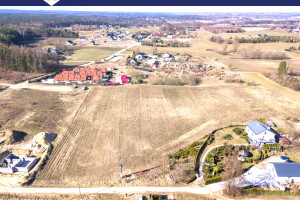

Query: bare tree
left=222, top=157, right=245, bottom=197
left=232, top=39, right=240, bottom=52
left=152, top=47, right=158, bottom=55
left=221, top=41, right=229, bottom=55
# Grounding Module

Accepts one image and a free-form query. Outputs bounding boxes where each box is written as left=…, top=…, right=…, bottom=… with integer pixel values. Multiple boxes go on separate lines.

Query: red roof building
left=279, top=137, right=291, bottom=145
left=54, top=67, right=107, bottom=84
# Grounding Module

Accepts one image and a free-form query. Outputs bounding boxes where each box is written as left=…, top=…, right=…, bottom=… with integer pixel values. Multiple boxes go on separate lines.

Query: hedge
left=242, top=188, right=300, bottom=196
left=204, top=176, right=222, bottom=185
left=186, top=175, right=197, bottom=184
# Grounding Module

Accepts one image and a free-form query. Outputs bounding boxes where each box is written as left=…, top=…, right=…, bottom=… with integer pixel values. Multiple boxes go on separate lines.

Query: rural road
left=0, top=81, right=73, bottom=94
left=0, top=184, right=226, bottom=196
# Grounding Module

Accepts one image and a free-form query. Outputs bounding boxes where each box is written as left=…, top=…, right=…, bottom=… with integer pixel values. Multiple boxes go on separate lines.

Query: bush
left=204, top=176, right=222, bottom=185
left=223, top=134, right=233, bottom=140
left=242, top=188, right=300, bottom=196
left=233, top=127, right=244, bottom=135
left=186, top=175, right=197, bottom=184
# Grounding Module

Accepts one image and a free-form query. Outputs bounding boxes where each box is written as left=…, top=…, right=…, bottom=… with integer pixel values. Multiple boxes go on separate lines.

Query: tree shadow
left=12, top=130, right=27, bottom=142
left=124, top=165, right=160, bottom=178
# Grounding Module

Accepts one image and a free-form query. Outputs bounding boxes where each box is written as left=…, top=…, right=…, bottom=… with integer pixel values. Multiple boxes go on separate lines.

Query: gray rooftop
left=246, top=120, right=268, bottom=135
left=270, top=162, right=300, bottom=177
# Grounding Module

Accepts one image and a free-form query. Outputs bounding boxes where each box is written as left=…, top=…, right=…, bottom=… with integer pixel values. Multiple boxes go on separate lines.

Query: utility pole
left=120, top=157, right=123, bottom=180
left=78, top=180, right=83, bottom=200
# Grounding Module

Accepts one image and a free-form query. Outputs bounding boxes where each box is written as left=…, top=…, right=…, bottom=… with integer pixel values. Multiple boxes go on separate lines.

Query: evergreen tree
left=278, top=61, right=288, bottom=75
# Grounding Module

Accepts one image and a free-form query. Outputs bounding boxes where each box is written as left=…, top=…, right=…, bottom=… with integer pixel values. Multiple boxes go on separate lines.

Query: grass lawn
left=63, top=47, right=122, bottom=62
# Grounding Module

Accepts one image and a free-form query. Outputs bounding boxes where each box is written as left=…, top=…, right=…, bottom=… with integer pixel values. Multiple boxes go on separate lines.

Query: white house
left=65, top=40, right=75, bottom=46
left=0, top=153, right=39, bottom=173
left=162, top=52, right=171, bottom=59
left=268, top=162, right=300, bottom=185
left=246, top=120, right=277, bottom=146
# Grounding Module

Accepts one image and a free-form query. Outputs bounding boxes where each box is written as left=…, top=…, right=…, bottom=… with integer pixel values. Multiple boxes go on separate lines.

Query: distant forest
left=0, top=44, right=59, bottom=73
left=0, top=27, right=78, bottom=45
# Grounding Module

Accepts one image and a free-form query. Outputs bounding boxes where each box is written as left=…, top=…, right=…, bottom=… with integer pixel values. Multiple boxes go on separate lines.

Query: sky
left=1, top=6, right=300, bottom=13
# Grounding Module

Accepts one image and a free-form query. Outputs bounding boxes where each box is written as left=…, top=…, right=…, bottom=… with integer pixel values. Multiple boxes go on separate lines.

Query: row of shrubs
left=241, top=188, right=300, bottom=196
left=168, top=141, right=203, bottom=159
left=262, top=143, right=280, bottom=151
left=204, top=176, right=222, bottom=185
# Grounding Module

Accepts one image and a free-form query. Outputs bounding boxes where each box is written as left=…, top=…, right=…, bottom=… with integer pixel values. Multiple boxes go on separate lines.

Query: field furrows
left=33, top=85, right=290, bottom=187
left=34, top=89, right=96, bottom=183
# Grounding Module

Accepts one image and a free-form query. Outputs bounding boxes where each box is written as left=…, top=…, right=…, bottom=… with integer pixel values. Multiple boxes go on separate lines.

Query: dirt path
left=0, top=81, right=73, bottom=94
left=0, top=185, right=227, bottom=196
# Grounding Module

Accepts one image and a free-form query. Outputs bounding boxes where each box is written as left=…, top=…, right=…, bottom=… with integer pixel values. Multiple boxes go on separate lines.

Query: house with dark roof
left=246, top=120, right=277, bottom=146
left=65, top=40, right=75, bottom=46
left=268, top=162, right=300, bottom=184
left=79, top=36, right=87, bottom=41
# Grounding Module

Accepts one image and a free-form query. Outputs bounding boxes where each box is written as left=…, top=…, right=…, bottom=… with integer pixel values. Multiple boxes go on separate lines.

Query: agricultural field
left=30, top=76, right=300, bottom=187
left=0, top=89, right=67, bottom=142
left=62, top=47, right=122, bottom=64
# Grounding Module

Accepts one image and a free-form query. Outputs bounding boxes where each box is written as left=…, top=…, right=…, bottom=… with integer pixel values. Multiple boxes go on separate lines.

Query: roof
left=267, top=121, right=275, bottom=126
left=270, top=162, right=300, bottom=177
left=0, top=150, right=11, bottom=162
left=279, top=137, right=290, bottom=143
left=246, top=120, right=269, bottom=135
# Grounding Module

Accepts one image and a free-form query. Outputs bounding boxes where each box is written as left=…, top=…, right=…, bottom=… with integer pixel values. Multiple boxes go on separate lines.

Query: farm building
left=54, top=67, right=107, bottom=84
left=268, top=162, right=300, bottom=185
left=0, top=153, right=39, bottom=174
left=246, top=120, right=277, bottom=146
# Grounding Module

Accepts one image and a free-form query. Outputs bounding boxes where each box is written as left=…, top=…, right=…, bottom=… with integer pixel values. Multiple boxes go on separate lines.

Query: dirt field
left=29, top=78, right=300, bottom=188
left=0, top=89, right=67, bottom=142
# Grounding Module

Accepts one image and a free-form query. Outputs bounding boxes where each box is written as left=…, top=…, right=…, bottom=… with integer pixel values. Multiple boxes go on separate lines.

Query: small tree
left=152, top=47, right=158, bottom=55
left=278, top=61, right=288, bottom=75
left=232, top=39, right=240, bottom=52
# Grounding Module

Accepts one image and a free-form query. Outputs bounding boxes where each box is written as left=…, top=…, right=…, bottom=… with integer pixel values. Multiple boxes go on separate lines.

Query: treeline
left=238, top=36, right=299, bottom=43
left=204, top=26, right=245, bottom=34
left=238, top=47, right=288, bottom=60
left=142, top=39, right=189, bottom=47
left=0, top=44, right=59, bottom=73
left=0, top=13, right=164, bottom=29
left=209, top=35, right=300, bottom=44
left=0, top=27, right=78, bottom=45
